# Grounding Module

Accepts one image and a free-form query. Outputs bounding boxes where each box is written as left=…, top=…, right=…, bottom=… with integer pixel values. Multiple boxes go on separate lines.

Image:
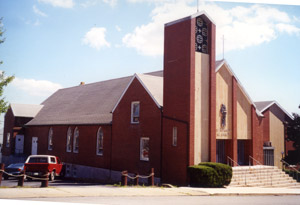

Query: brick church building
left=2, top=12, right=293, bottom=185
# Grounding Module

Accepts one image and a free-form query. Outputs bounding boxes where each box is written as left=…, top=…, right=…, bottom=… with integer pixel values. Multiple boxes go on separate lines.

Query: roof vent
left=80, top=82, right=85, bottom=85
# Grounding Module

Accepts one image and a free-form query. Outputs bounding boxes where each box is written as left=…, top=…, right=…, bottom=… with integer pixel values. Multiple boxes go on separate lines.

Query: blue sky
left=0, top=0, right=300, bottom=127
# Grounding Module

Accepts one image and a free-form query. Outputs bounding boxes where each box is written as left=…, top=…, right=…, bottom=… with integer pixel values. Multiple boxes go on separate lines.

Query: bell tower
left=162, top=11, right=216, bottom=184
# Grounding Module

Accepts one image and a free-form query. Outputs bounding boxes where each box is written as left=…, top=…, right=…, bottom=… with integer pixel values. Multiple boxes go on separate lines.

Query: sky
left=0, top=0, right=299, bottom=137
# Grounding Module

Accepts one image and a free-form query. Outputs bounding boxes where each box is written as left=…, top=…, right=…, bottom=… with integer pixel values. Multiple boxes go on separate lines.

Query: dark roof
left=254, top=101, right=274, bottom=112
left=27, top=76, right=132, bottom=126
left=254, top=101, right=293, bottom=120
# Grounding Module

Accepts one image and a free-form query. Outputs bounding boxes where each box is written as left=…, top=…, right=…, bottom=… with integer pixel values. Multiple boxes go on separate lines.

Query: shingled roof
left=27, top=76, right=132, bottom=126
left=26, top=71, right=164, bottom=126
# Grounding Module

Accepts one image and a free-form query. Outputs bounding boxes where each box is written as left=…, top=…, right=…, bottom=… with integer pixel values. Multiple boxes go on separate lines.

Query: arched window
left=96, top=127, right=104, bottom=156
left=48, top=127, right=53, bottom=150
left=73, top=127, right=79, bottom=153
left=6, top=133, right=10, bottom=148
left=66, top=127, right=72, bottom=152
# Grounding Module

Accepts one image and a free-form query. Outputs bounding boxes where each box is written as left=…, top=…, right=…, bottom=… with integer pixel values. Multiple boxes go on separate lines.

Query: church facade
left=2, top=12, right=293, bottom=185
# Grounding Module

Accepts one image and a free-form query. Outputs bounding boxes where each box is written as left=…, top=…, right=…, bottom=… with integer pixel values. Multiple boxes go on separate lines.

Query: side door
left=31, top=137, right=38, bottom=155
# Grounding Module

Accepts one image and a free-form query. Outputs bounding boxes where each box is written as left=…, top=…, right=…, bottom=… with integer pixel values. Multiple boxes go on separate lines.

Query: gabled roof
left=112, top=73, right=163, bottom=113
left=254, top=100, right=293, bottom=120
left=27, top=76, right=132, bottom=126
left=10, top=104, right=43, bottom=118
left=215, top=60, right=264, bottom=117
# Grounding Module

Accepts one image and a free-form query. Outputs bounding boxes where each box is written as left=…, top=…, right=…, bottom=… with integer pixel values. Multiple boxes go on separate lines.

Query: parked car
left=24, top=155, right=63, bottom=181
left=3, top=163, right=25, bottom=180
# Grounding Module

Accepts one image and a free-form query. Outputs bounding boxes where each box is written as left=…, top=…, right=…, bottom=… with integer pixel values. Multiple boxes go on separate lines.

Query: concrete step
left=229, top=165, right=300, bottom=188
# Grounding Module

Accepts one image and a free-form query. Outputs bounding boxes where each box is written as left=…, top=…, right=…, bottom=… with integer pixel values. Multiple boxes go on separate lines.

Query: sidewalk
left=1, top=185, right=300, bottom=199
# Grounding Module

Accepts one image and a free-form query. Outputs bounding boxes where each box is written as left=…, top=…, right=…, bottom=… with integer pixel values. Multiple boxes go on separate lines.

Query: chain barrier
left=122, top=172, right=154, bottom=180
left=0, top=169, right=49, bottom=181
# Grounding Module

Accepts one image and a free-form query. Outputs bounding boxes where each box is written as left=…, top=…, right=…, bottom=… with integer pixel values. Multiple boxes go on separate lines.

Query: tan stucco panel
left=216, top=65, right=232, bottom=139
left=236, top=85, right=251, bottom=140
left=194, top=52, right=210, bottom=164
left=269, top=111, right=285, bottom=168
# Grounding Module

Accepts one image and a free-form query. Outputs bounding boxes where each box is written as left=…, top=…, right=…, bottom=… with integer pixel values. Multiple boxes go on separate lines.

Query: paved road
left=11, top=195, right=300, bottom=205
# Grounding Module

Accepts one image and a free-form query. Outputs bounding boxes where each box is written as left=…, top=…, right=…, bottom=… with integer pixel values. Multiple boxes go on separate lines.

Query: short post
left=148, top=168, right=154, bottom=186
left=0, top=163, right=4, bottom=185
left=134, top=173, right=139, bottom=186
left=41, top=173, right=49, bottom=188
left=18, top=172, right=25, bottom=187
left=121, top=171, right=128, bottom=186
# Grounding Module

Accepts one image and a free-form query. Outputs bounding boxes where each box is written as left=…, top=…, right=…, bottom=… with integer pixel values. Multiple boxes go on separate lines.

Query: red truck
left=24, top=155, right=63, bottom=181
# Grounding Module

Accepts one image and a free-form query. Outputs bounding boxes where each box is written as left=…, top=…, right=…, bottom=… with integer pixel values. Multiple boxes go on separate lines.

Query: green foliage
left=188, top=162, right=232, bottom=187
left=188, top=165, right=219, bottom=187
left=284, top=169, right=300, bottom=182
left=199, top=162, right=232, bottom=186
left=0, top=17, right=14, bottom=113
left=0, top=17, right=5, bottom=44
left=285, top=113, right=300, bottom=164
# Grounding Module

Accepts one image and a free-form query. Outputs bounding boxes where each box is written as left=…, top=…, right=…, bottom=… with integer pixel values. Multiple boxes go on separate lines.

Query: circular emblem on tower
left=195, top=16, right=208, bottom=54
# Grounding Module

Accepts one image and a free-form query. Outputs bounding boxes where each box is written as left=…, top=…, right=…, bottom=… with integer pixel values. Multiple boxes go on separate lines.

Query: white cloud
left=123, top=2, right=300, bottom=56
left=115, top=25, right=121, bottom=32
left=123, top=2, right=195, bottom=56
left=82, top=27, right=111, bottom=50
left=103, top=0, right=117, bottom=7
left=276, top=23, right=300, bottom=35
left=12, top=78, right=63, bottom=97
left=33, top=5, right=47, bottom=17
left=33, top=19, right=41, bottom=26
left=81, top=0, right=117, bottom=7
left=38, top=0, right=74, bottom=8
left=205, top=0, right=300, bottom=6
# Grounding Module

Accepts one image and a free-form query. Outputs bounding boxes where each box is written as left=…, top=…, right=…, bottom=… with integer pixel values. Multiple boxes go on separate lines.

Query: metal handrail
left=278, top=158, right=299, bottom=182
left=249, top=155, right=263, bottom=166
left=227, top=156, right=247, bottom=186
left=249, top=155, right=275, bottom=186
left=227, top=156, right=240, bottom=167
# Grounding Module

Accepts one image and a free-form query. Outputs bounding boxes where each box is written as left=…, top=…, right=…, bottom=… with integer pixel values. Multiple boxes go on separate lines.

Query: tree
left=0, top=17, right=14, bottom=113
left=285, top=110, right=300, bottom=165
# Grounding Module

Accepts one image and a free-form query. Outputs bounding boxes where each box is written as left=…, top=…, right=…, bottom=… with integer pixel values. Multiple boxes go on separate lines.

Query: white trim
left=135, top=74, right=161, bottom=108
left=131, top=101, right=140, bottom=124
left=140, top=137, right=150, bottom=161
left=73, top=127, right=79, bottom=153
left=216, top=60, right=264, bottom=117
left=259, top=101, right=294, bottom=120
left=66, top=127, right=72, bottom=153
left=96, top=127, right=104, bottom=156
left=172, top=127, right=177, bottom=147
left=112, top=73, right=161, bottom=113
left=111, top=75, right=136, bottom=113
left=48, top=127, right=53, bottom=151
left=6, top=133, right=10, bottom=148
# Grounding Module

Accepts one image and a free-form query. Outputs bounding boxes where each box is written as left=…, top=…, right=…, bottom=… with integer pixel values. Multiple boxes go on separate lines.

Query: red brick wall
left=25, top=125, right=112, bottom=169
left=262, top=110, right=270, bottom=143
left=162, top=118, right=188, bottom=185
left=112, top=78, right=162, bottom=177
left=251, top=106, right=264, bottom=164
left=231, top=77, right=238, bottom=163
left=163, top=17, right=193, bottom=185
